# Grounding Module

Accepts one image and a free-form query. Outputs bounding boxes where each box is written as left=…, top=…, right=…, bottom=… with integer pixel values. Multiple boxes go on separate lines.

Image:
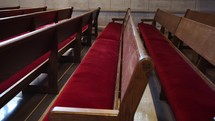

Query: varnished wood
left=92, top=7, right=100, bottom=37
left=49, top=9, right=153, bottom=121
left=154, top=9, right=181, bottom=34
left=0, top=13, right=84, bottom=108
left=0, top=6, right=20, bottom=10
left=0, top=6, right=47, bottom=18
left=0, top=7, right=73, bottom=40
left=185, top=9, right=215, bottom=27
left=175, top=17, right=215, bottom=66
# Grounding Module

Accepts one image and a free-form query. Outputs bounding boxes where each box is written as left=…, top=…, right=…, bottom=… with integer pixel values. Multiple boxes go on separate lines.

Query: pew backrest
left=0, top=6, right=47, bottom=18
left=0, top=26, right=56, bottom=83
left=33, top=11, right=57, bottom=28
left=185, top=9, right=215, bottom=27
left=24, top=7, right=47, bottom=14
left=175, top=17, right=215, bottom=66
left=56, top=15, right=82, bottom=54
left=0, top=8, right=73, bottom=41
left=0, top=6, right=20, bottom=10
left=153, top=9, right=181, bottom=34
left=56, top=7, right=73, bottom=22
left=0, top=15, right=33, bottom=40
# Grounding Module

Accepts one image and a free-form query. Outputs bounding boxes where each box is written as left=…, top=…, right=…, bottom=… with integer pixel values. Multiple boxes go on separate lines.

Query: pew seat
left=97, top=22, right=122, bottom=41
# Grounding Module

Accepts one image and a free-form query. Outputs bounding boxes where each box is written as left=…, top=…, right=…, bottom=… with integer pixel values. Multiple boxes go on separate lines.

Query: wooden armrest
left=141, top=18, right=154, bottom=22
left=112, top=18, right=124, bottom=22
left=50, top=107, right=119, bottom=121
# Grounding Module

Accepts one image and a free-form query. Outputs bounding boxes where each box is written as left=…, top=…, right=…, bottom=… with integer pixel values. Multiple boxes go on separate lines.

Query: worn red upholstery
left=43, top=38, right=120, bottom=121
left=97, top=22, right=122, bottom=41
left=138, top=22, right=215, bottom=121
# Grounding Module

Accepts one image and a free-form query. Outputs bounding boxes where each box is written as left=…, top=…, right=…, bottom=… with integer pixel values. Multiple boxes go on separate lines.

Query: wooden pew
left=0, top=12, right=95, bottom=108
left=185, top=9, right=215, bottom=27
left=139, top=9, right=215, bottom=121
left=81, top=7, right=100, bottom=46
left=0, top=7, right=73, bottom=42
left=40, top=9, right=153, bottom=121
left=92, top=7, right=101, bottom=37
left=179, top=9, right=215, bottom=73
left=0, top=6, right=47, bottom=18
left=0, top=6, right=20, bottom=10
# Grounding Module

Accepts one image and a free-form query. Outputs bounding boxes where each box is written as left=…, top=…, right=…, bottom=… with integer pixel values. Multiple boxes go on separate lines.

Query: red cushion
left=97, top=22, right=122, bottom=41
left=43, top=38, right=120, bottom=121
left=138, top=22, right=215, bottom=121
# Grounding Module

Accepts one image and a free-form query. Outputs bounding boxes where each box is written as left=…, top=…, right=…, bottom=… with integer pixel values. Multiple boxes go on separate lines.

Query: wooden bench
left=0, top=6, right=20, bottom=10
left=0, top=10, right=95, bottom=109
left=138, top=9, right=215, bottom=121
left=178, top=9, right=215, bottom=74
left=40, top=8, right=153, bottom=121
left=81, top=7, right=100, bottom=46
left=0, top=7, right=73, bottom=42
left=0, top=6, right=47, bottom=18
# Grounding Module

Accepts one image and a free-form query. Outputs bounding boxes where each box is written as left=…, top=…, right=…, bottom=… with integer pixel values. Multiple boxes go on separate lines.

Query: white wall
left=0, top=0, right=215, bottom=27
left=0, top=0, right=18, bottom=7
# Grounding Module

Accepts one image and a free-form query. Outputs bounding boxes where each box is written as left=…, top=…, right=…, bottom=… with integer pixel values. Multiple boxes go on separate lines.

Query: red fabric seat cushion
left=43, top=38, right=120, bottom=121
left=97, top=22, right=122, bottom=41
left=138, top=22, right=215, bottom=121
